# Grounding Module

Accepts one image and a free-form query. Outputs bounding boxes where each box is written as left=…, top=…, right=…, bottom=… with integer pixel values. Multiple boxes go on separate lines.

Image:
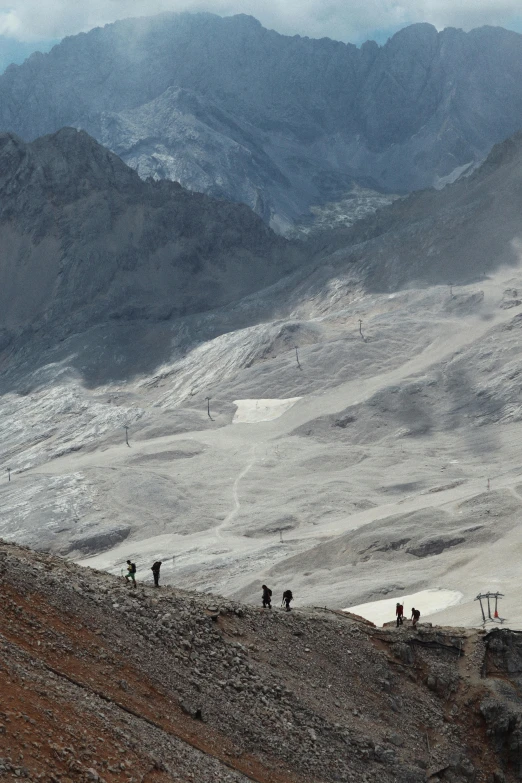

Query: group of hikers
left=395, top=602, right=421, bottom=627
left=124, top=564, right=294, bottom=610
left=125, top=559, right=162, bottom=588
left=262, top=584, right=293, bottom=611
left=124, top=562, right=419, bottom=627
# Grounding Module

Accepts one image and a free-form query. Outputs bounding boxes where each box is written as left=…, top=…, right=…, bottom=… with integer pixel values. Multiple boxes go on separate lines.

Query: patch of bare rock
left=0, top=540, right=521, bottom=781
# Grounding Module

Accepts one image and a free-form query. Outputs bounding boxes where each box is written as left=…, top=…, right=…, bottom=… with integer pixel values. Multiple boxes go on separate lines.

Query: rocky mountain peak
left=0, top=128, right=304, bottom=339
left=0, top=128, right=138, bottom=208
left=388, top=21, right=438, bottom=43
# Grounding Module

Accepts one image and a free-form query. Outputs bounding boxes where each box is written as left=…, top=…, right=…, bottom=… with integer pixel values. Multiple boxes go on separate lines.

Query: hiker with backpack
left=396, top=602, right=404, bottom=627
left=151, top=560, right=162, bottom=587
left=125, top=559, right=137, bottom=588
left=262, top=584, right=272, bottom=608
left=411, top=607, right=421, bottom=627
left=282, top=589, right=293, bottom=611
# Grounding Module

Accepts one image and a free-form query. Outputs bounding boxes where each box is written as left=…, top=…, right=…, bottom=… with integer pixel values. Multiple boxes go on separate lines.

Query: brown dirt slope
left=0, top=541, right=521, bottom=782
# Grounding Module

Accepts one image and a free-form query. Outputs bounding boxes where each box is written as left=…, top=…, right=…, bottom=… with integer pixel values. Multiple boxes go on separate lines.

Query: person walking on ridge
left=125, top=559, right=137, bottom=588
left=396, top=602, right=404, bottom=627
left=411, top=607, right=421, bottom=627
left=282, top=589, right=293, bottom=611
left=262, top=584, right=272, bottom=608
left=151, top=560, right=162, bottom=588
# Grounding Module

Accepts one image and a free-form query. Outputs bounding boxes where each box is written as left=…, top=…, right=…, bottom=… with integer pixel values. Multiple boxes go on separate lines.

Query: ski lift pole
left=475, top=594, right=486, bottom=624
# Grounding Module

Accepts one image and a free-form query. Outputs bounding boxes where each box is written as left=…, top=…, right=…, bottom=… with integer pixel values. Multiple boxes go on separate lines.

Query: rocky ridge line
left=1, top=540, right=522, bottom=781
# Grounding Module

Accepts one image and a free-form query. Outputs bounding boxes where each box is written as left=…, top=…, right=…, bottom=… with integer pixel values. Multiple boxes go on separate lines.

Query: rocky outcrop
left=481, top=630, right=522, bottom=780
left=1, top=540, right=522, bottom=782
left=2, top=14, right=522, bottom=227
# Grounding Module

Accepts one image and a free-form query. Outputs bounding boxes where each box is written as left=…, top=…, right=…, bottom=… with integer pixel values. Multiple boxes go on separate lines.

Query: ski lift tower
left=475, top=591, right=505, bottom=625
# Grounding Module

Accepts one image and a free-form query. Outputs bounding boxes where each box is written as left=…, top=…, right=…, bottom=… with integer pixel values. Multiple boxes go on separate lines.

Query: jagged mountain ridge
left=2, top=14, right=522, bottom=229
left=87, top=86, right=291, bottom=225
left=0, top=127, right=303, bottom=353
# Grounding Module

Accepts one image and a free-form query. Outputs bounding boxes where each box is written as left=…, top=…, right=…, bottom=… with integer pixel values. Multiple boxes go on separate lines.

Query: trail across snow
left=215, top=445, right=257, bottom=540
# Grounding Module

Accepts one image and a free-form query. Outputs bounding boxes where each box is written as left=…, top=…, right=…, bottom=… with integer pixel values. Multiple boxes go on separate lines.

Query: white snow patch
left=343, top=589, right=463, bottom=627
left=233, top=398, right=302, bottom=424
left=433, top=162, right=475, bottom=189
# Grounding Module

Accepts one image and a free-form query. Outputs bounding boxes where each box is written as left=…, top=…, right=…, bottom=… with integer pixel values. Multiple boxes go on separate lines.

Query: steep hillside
left=2, top=540, right=522, bottom=782
left=0, top=127, right=303, bottom=352
left=2, top=14, right=522, bottom=228
left=316, top=131, right=522, bottom=289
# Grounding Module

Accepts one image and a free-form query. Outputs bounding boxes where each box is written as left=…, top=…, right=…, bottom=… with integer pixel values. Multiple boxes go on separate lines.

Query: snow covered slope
left=2, top=264, right=522, bottom=631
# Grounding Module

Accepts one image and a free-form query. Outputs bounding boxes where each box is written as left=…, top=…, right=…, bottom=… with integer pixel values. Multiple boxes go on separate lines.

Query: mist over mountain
left=0, top=36, right=57, bottom=73
left=2, top=13, right=522, bottom=230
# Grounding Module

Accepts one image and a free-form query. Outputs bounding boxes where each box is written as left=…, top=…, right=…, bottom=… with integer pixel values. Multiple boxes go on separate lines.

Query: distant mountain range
left=2, top=14, right=522, bottom=230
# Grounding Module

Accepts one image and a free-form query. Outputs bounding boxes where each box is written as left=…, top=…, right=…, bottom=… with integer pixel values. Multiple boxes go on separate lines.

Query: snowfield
left=344, top=589, right=464, bottom=627
left=232, top=398, right=302, bottom=423
left=3, top=263, right=522, bottom=629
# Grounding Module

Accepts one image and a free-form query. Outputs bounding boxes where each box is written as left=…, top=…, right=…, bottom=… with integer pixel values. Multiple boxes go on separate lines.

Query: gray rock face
left=314, top=130, right=522, bottom=289
left=84, top=86, right=289, bottom=228
left=2, top=14, right=522, bottom=229
left=0, top=127, right=303, bottom=344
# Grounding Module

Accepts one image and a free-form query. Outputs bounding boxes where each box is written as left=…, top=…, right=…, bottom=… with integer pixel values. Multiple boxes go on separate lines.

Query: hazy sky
left=1, top=0, right=522, bottom=45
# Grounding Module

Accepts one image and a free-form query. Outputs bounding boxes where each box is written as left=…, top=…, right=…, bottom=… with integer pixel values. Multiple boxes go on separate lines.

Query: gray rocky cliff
left=2, top=14, right=522, bottom=229
left=0, top=127, right=304, bottom=346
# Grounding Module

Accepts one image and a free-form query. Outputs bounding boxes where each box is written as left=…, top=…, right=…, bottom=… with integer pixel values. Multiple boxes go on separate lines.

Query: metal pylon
left=475, top=592, right=505, bottom=625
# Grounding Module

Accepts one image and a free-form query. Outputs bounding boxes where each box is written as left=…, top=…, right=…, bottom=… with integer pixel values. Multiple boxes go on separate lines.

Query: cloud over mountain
left=1, top=0, right=522, bottom=43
